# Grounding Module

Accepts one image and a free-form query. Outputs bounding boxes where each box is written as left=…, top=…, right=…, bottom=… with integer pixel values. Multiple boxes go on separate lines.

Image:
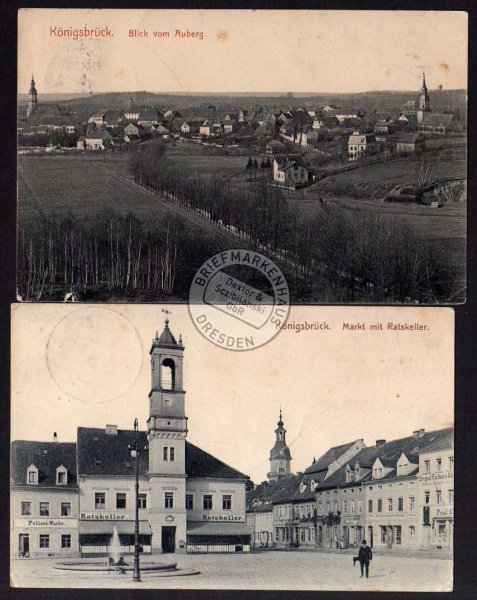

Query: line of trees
left=17, top=210, right=223, bottom=301
left=130, top=141, right=452, bottom=303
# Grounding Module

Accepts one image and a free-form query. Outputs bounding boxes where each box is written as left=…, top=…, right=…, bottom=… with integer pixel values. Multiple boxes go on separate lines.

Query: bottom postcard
left=11, top=304, right=454, bottom=591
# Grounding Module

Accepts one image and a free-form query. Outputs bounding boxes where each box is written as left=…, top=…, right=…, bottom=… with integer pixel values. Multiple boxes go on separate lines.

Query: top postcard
left=17, top=9, right=468, bottom=305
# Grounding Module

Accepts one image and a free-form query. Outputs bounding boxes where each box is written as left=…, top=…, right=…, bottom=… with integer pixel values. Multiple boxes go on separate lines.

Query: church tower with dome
left=267, top=410, right=292, bottom=482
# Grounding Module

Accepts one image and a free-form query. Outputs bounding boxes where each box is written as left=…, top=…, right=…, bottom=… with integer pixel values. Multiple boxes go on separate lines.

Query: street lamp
left=129, top=418, right=141, bottom=583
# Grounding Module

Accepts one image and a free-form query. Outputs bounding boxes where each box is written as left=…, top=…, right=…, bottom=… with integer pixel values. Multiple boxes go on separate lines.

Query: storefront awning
left=187, top=521, right=249, bottom=536
left=79, top=520, right=151, bottom=535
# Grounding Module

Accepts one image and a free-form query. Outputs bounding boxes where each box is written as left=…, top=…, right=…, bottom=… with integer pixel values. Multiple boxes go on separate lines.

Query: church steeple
left=27, top=74, right=38, bottom=118
left=267, top=410, right=292, bottom=482
left=417, top=72, right=431, bottom=123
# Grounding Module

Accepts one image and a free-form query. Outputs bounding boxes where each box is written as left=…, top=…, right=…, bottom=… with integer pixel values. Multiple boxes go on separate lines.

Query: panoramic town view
left=11, top=306, right=454, bottom=591
left=17, top=10, right=467, bottom=305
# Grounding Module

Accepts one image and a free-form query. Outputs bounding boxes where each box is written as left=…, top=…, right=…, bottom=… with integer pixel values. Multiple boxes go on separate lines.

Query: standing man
left=358, top=539, right=373, bottom=578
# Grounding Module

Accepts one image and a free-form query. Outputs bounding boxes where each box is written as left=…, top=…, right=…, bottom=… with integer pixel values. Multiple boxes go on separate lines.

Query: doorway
left=19, top=533, right=29, bottom=557
left=161, top=526, right=176, bottom=553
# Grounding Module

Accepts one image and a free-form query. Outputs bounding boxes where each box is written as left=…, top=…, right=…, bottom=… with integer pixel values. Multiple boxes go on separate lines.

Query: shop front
left=13, top=517, right=78, bottom=558
left=432, top=513, right=453, bottom=550
left=78, top=519, right=152, bottom=555
left=186, top=521, right=251, bottom=553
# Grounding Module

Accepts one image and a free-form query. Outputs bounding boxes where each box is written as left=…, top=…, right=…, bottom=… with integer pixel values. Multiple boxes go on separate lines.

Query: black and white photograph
left=10, top=303, right=454, bottom=591
left=17, top=9, right=467, bottom=304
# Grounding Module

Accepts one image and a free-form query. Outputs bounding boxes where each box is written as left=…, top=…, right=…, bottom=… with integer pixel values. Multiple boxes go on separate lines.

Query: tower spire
left=267, top=410, right=291, bottom=482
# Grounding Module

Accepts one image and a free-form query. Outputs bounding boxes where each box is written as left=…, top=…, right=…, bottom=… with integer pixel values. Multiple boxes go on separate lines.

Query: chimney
left=105, top=424, right=118, bottom=435
left=52, top=432, right=58, bottom=443
left=376, top=439, right=386, bottom=447
left=419, top=429, right=425, bottom=437
left=413, top=430, right=420, bottom=437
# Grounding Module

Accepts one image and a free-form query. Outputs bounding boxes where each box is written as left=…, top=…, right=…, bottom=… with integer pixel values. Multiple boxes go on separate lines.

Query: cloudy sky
left=12, top=304, right=453, bottom=484
left=18, top=9, right=467, bottom=95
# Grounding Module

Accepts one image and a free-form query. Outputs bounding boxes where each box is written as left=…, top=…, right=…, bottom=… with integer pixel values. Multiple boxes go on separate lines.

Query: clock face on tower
left=163, top=395, right=175, bottom=406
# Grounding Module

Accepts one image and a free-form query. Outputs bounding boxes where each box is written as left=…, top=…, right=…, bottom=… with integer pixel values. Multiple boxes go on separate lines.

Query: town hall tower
left=267, top=410, right=292, bottom=482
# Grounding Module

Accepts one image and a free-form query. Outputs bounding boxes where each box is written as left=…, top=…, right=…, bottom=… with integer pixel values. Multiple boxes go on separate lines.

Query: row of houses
left=247, top=415, right=453, bottom=553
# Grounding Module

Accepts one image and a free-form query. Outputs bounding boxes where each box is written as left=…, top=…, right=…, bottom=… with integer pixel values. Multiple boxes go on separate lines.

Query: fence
left=186, top=544, right=251, bottom=554
left=80, top=545, right=152, bottom=555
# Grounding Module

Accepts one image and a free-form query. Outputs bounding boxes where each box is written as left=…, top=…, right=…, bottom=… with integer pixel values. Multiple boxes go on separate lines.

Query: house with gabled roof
left=273, top=154, right=310, bottom=189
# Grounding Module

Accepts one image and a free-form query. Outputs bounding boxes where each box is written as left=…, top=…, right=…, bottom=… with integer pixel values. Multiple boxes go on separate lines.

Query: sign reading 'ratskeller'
left=80, top=513, right=127, bottom=520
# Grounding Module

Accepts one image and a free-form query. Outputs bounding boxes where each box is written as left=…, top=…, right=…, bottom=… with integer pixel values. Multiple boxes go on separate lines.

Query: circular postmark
left=46, top=306, right=143, bottom=403
left=188, top=249, right=290, bottom=351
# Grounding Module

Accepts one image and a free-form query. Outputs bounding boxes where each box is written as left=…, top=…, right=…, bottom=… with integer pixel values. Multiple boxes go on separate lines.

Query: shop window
left=39, top=534, right=50, bottom=548
left=21, top=502, right=31, bottom=516
left=138, top=494, right=147, bottom=509
left=222, top=495, right=232, bottom=510
left=397, top=497, right=403, bottom=511
left=409, top=496, right=415, bottom=510
left=39, top=502, right=50, bottom=516
left=61, top=502, right=71, bottom=516
left=61, top=534, right=71, bottom=549
left=185, top=494, right=194, bottom=510
left=164, top=492, right=174, bottom=509
left=95, top=492, right=106, bottom=509
left=116, top=493, right=127, bottom=509
left=203, top=495, right=213, bottom=510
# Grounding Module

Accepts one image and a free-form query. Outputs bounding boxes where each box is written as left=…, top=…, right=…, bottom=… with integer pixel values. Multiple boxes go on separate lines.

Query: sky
left=18, top=9, right=468, bottom=95
left=12, top=304, right=454, bottom=485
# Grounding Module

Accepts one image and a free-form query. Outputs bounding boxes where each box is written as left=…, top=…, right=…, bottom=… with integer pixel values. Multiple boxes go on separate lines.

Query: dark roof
left=420, top=113, right=454, bottom=127
left=150, top=321, right=183, bottom=352
left=11, top=440, right=77, bottom=488
left=77, top=427, right=248, bottom=480
left=396, top=133, right=421, bottom=144
left=304, top=440, right=360, bottom=475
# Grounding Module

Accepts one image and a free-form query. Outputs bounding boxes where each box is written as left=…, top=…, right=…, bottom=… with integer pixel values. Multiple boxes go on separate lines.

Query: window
left=163, top=447, right=175, bottom=462
left=95, top=492, right=106, bottom=509
left=358, top=500, right=363, bottom=513
left=326, top=502, right=330, bottom=513
left=368, top=499, right=373, bottom=513
left=318, top=502, right=323, bottom=515
left=39, top=534, right=50, bottom=548
left=449, top=457, right=454, bottom=470
left=300, top=529, right=305, bottom=542
left=388, top=498, right=393, bottom=511
left=116, top=493, right=127, bottom=509
left=61, top=534, right=71, bottom=549
left=39, top=502, right=50, bottom=516
left=27, top=468, right=38, bottom=484
left=409, top=496, right=415, bottom=511
left=222, top=495, right=232, bottom=510
left=186, top=494, right=194, bottom=510
left=395, top=526, right=401, bottom=545
left=436, top=458, right=442, bottom=471
left=397, top=497, right=403, bottom=512
left=424, top=460, right=430, bottom=473
left=343, top=500, right=347, bottom=513
left=377, top=499, right=382, bottom=513
left=21, top=502, right=31, bottom=516
left=203, top=495, right=213, bottom=510
left=138, top=494, right=147, bottom=509
left=409, top=526, right=416, bottom=542
left=380, top=526, right=387, bottom=543
left=56, top=467, right=67, bottom=485
left=436, top=490, right=442, bottom=504
left=449, top=489, right=454, bottom=504
left=334, top=501, right=338, bottom=512
left=424, top=491, right=430, bottom=505
left=164, top=492, right=174, bottom=509
left=350, top=501, right=355, bottom=513
left=61, top=502, right=71, bottom=516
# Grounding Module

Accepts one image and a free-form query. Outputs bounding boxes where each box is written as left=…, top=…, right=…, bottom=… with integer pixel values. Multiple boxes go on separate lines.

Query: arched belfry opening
left=161, top=358, right=176, bottom=390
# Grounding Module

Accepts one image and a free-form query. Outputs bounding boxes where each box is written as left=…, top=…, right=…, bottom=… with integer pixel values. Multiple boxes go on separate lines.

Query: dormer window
left=300, top=482, right=307, bottom=493
left=56, top=465, right=68, bottom=485
left=310, top=479, right=316, bottom=491
left=27, top=464, right=38, bottom=485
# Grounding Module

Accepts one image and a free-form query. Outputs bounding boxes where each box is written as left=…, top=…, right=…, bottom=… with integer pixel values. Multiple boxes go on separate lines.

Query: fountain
left=54, top=525, right=199, bottom=578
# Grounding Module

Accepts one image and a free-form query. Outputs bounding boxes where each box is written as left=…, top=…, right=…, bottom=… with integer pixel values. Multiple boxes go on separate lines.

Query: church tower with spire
left=417, top=72, right=431, bottom=124
left=147, top=317, right=188, bottom=552
left=267, top=410, right=292, bottom=482
left=27, top=75, right=38, bottom=118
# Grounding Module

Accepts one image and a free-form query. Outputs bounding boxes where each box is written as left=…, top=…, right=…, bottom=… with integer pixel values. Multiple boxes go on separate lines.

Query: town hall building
left=11, top=320, right=251, bottom=558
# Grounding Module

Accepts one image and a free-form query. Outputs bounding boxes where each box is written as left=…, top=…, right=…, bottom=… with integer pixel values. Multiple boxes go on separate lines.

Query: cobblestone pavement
left=10, top=549, right=453, bottom=591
